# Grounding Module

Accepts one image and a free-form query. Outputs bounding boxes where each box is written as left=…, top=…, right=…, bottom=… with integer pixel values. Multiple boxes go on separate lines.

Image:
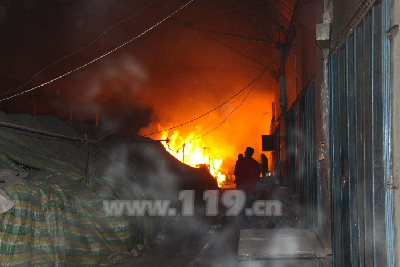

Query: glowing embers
left=161, top=129, right=227, bottom=187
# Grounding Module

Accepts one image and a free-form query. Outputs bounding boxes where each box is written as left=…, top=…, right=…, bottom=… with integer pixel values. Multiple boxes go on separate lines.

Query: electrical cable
left=193, top=71, right=264, bottom=140
left=0, top=68, right=263, bottom=145
left=197, top=94, right=244, bottom=135
left=172, top=16, right=276, bottom=72
left=198, top=53, right=264, bottom=70
left=183, top=59, right=271, bottom=141
left=183, top=22, right=268, bottom=69
left=181, top=0, right=272, bottom=22
left=0, top=0, right=195, bottom=103
left=0, top=70, right=262, bottom=183
left=0, top=0, right=158, bottom=97
left=142, top=66, right=268, bottom=137
left=193, top=73, right=260, bottom=139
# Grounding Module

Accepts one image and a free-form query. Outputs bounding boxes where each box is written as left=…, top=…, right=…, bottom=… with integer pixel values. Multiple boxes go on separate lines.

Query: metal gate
left=329, top=0, right=395, bottom=265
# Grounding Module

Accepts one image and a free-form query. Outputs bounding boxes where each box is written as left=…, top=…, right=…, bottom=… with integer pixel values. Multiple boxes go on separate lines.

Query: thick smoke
left=0, top=0, right=276, bottom=172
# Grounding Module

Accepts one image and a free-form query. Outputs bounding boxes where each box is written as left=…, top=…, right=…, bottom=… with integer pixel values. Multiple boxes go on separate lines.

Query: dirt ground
left=115, top=187, right=303, bottom=267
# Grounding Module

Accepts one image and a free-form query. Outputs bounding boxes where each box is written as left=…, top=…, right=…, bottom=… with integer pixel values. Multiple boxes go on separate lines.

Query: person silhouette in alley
left=234, top=154, right=244, bottom=184
left=234, top=147, right=260, bottom=229
left=260, top=154, right=268, bottom=177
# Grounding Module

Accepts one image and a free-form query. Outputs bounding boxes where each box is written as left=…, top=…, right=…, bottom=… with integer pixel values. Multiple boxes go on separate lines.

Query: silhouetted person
left=234, top=154, right=244, bottom=184
left=234, top=147, right=260, bottom=229
left=260, top=154, right=268, bottom=177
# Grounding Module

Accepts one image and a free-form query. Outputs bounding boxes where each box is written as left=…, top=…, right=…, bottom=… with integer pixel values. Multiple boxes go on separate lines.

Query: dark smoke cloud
left=0, top=0, right=276, bottom=169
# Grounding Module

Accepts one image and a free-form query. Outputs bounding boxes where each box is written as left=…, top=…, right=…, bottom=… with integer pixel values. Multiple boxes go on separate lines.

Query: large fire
left=160, top=129, right=227, bottom=187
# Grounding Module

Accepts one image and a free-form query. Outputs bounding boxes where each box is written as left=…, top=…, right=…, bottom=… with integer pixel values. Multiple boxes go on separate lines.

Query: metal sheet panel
left=363, top=12, right=375, bottom=267
left=329, top=53, right=342, bottom=267
left=382, top=0, right=396, bottom=265
left=371, top=5, right=388, bottom=265
left=355, top=24, right=366, bottom=266
left=338, top=47, right=350, bottom=263
left=283, top=80, right=318, bottom=230
left=346, top=34, right=360, bottom=266
left=329, top=0, right=395, bottom=265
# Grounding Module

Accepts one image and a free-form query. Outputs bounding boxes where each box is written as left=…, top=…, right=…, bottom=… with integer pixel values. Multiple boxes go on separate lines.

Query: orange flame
left=160, top=128, right=227, bottom=187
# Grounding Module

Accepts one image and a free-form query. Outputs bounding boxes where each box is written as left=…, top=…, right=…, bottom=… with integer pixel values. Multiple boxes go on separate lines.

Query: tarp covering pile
left=0, top=112, right=217, bottom=266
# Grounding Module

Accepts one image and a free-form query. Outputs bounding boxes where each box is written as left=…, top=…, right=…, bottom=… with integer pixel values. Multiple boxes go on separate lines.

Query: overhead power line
left=172, top=18, right=275, bottom=71
left=0, top=69, right=266, bottom=146
left=143, top=66, right=268, bottom=137
left=194, top=71, right=265, bottom=140
left=0, top=0, right=159, bottom=97
left=182, top=1, right=273, bottom=22
left=0, top=0, right=195, bottom=103
left=192, top=26, right=278, bottom=44
left=194, top=72, right=261, bottom=137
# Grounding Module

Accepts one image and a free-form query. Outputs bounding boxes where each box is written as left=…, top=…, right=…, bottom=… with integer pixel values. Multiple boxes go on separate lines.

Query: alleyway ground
left=117, top=214, right=241, bottom=267
left=113, top=187, right=330, bottom=267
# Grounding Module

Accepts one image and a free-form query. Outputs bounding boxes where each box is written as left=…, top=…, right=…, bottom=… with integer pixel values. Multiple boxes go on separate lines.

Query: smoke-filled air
left=0, top=0, right=275, bottom=186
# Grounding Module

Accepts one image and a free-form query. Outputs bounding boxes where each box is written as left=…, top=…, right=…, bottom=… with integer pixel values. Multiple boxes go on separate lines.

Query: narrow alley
left=0, top=0, right=399, bottom=266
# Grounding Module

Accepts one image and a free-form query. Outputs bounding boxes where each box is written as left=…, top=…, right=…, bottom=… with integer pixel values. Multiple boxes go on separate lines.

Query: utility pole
left=177, top=143, right=186, bottom=164
left=203, top=147, right=208, bottom=158
left=203, top=147, right=211, bottom=168
left=182, top=143, right=185, bottom=164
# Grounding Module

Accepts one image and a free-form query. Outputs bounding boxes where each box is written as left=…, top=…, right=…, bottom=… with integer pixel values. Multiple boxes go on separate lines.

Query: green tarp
left=0, top=112, right=166, bottom=266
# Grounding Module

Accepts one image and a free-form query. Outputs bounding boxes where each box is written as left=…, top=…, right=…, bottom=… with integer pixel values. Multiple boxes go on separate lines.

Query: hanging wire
left=0, top=66, right=266, bottom=143
left=192, top=72, right=262, bottom=139
left=193, top=71, right=265, bottom=140
left=0, top=0, right=159, bottom=97
left=142, top=66, right=268, bottom=137
left=0, top=0, right=195, bottom=103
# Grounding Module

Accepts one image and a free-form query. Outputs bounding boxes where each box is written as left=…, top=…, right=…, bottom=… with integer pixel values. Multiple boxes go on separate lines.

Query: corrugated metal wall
left=329, top=0, right=395, bottom=265
left=284, top=80, right=320, bottom=230
left=298, top=81, right=319, bottom=230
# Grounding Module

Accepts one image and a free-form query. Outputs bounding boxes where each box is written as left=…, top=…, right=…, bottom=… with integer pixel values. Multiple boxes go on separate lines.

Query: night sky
left=0, top=0, right=277, bottom=170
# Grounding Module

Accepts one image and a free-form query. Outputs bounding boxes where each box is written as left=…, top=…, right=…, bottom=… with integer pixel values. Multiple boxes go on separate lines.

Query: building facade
left=271, top=0, right=399, bottom=265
